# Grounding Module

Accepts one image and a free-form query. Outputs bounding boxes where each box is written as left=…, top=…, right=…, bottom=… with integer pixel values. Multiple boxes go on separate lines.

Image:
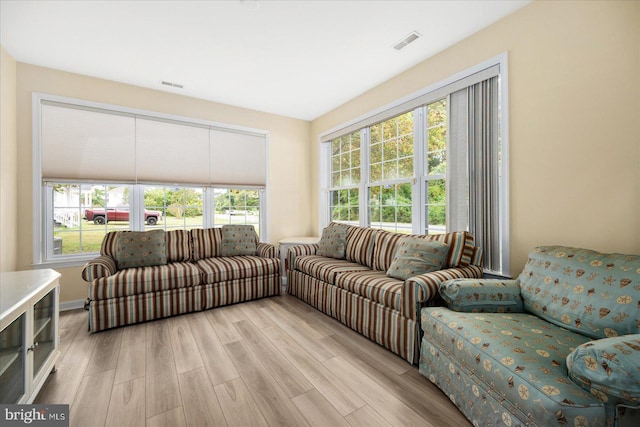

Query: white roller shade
left=41, top=103, right=136, bottom=181
left=210, top=129, right=267, bottom=187
left=135, top=118, right=210, bottom=185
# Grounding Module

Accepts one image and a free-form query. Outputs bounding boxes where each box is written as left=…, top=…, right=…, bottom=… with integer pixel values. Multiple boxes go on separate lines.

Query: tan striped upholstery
left=294, top=255, right=370, bottom=283
left=402, top=264, right=483, bottom=321
left=428, top=231, right=475, bottom=268
left=89, top=262, right=202, bottom=300
left=196, top=256, right=280, bottom=283
left=201, top=274, right=281, bottom=309
left=372, top=230, right=405, bottom=271
left=257, top=242, right=279, bottom=258
left=89, top=286, right=201, bottom=332
left=286, top=244, right=319, bottom=274
left=334, top=270, right=403, bottom=311
left=191, top=228, right=223, bottom=260
left=81, top=255, right=117, bottom=282
left=166, top=230, right=191, bottom=262
left=286, top=271, right=335, bottom=314
left=344, top=225, right=377, bottom=268
left=100, top=231, right=121, bottom=257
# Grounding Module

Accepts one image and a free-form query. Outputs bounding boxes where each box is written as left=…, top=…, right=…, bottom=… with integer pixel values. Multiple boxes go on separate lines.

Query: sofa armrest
left=81, top=255, right=117, bottom=282
left=257, top=242, right=279, bottom=259
left=286, top=244, right=319, bottom=272
left=567, top=334, right=640, bottom=406
left=438, top=278, right=524, bottom=313
left=402, top=264, right=483, bottom=321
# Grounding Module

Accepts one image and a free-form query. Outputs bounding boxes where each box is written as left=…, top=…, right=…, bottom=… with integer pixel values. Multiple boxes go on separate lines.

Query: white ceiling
left=1, top=0, right=530, bottom=120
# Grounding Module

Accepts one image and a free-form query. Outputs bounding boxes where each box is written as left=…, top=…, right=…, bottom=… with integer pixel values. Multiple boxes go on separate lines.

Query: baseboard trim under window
left=60, top=299, right=85, bottom=311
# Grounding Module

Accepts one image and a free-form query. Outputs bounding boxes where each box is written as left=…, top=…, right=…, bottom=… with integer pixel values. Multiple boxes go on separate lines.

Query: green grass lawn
left=55, top=215, right=259, bottom=255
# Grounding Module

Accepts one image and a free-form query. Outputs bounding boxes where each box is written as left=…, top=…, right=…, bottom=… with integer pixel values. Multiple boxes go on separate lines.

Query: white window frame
left=33, top=94, right=269, bottom=267
left=318, top=53, right=510, bottom=276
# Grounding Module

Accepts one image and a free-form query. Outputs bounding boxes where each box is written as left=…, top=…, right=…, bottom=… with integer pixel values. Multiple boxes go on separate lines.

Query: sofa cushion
left=191, top=228, right=223, bottom=260
left=166, top=229, right=191, bottom=263
left=316, top=224, right=347, bottom=259
left=429, top=231, right=475, bottom=268
left=294, top=255, right=370, bottom=283
left=387, top=237, right=449, bottom=280
left=439, top=278, right=524, bottom=313
left=343, top=225, right=377, bottom=268
left=519, top=246, right=640, bottom=339
left=372, top=230, right=406, bottom=271
left=566, top=334, right=640, bottom=405
left=221, top=224, right=258, bottom=256
left=196, top=255, right=280, bottom=283
left=89, top=262, right=201, bottom=300
left=114, top=230, right=167, bottom=270
left=335, top=270, right=403, bottom=311
left=421, top=308, right=601, bottom=424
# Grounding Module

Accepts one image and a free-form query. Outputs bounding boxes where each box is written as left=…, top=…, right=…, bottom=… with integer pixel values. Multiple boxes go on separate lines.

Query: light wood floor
left=36, top=293, right=471, bottom=427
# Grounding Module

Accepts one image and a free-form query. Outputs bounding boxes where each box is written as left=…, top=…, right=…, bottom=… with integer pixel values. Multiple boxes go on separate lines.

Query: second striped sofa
left=287, top=223, right=483, bottom=364
left=81, top=226, right=280, bottom=332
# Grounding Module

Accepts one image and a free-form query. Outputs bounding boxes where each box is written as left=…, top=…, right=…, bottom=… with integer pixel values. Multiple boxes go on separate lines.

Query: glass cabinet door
left=0, top=313, right=25, bottom=403
left=32, top=290, right=55, bottom=380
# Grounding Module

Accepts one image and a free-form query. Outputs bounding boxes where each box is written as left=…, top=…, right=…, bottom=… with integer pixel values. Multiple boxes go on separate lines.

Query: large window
left=34, top=95, right=268, bottom=265
left=321, top=57, right=509, bottom=276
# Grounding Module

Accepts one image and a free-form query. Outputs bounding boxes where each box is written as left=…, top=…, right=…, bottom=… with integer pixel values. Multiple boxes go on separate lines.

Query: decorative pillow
left=221, top=224, right=258, bottom=256
left=566, top=334, right=640, bottom=405
left=316, top=224, right=347, bottom=259
left=114, top=229, right=167, bottom=270
left=386, top=237, right=449, bottom=280
left=439, top=279, right=524, bottom=313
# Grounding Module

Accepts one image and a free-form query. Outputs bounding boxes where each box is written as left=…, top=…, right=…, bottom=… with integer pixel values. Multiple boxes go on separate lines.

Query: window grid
left=143, top=186, right=203, bottom=232
left=212, top=188, right=261, bottom=235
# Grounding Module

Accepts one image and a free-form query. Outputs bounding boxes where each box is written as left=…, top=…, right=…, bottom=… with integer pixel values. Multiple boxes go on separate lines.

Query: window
left=328, top=132, right=361, bottom=225
left=34, top=95, right=269, bottom=265
left=320, top=56, right=509, bottom=276
left=143, top=186, right=203, bottom=231
left=50, top=183, right=130, bottom=257
left=212, top=188, right=261, bottom=234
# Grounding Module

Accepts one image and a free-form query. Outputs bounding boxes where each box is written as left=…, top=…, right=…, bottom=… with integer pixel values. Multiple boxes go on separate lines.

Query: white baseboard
left=60, top=299, right=85, bottom=311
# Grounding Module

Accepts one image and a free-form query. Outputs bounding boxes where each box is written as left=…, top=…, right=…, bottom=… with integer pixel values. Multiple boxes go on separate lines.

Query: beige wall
left=15, top=64, right=312, bottom=303
left=1, top=45, right=18, bottom=272
left=310, top=0, right=640, bottom=277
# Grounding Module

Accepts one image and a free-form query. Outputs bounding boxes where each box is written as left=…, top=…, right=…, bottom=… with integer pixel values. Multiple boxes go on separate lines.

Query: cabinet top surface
left=0, top=269, right=61, bottom=320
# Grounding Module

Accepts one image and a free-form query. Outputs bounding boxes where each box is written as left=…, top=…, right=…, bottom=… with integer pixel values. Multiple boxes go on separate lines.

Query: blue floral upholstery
left=567, top=334, right=640, bottom=406
left=438, top=278, right=524, bottom=313
left=420, top=246, right=640, bottom=426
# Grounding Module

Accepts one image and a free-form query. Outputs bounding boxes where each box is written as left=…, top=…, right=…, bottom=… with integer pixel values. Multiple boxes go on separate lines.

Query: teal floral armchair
left=419, top=246, right=640, bottom=427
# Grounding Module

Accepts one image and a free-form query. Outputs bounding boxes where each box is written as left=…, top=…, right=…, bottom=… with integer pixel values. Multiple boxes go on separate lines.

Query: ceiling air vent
left=392, top=31, right=422, bottom=51
left=161, top=81, right=184, bottom=89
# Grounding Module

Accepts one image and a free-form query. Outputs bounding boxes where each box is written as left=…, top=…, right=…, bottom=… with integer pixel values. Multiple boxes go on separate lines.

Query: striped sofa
left=81, top=228, right=280, bottom=332
left=287, top=223, right=483, bottom=364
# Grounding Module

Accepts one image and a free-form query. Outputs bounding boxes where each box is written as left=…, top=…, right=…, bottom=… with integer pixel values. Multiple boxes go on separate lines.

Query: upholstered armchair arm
left=81, top=255, right=117, bottom=282
left=402, top=264, right=483, bottom=321
left=286, top=244, right=319, bottom=273
left=257, top=242, right=279, bottom=259
left=438, top=278, right=524, bottom=313
left=567, top=334, right=640, bottom=406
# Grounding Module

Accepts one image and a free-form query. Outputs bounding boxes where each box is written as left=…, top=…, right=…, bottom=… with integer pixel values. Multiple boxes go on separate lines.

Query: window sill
left=33, top=255, right=97, bottom=270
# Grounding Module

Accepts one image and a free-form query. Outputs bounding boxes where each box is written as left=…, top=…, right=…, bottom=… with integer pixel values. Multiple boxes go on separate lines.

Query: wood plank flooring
left=36, top=294, right=471, bottom=427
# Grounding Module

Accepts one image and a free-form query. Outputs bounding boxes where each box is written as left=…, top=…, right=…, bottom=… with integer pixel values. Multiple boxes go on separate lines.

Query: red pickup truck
left=83, top=206, right=162, bottom=225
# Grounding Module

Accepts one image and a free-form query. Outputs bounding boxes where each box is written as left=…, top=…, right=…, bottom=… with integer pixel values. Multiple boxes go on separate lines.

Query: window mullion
left=359, top=128, right=368, bottom=227
left=413, top=106, right=424, bottom=235
left=130, top=185, right=144, bottom=231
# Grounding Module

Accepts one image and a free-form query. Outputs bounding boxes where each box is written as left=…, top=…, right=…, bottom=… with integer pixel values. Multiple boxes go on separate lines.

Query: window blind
left=41, top=103, right=136, bottom=182
left=39, top=100, right=267, bottom=187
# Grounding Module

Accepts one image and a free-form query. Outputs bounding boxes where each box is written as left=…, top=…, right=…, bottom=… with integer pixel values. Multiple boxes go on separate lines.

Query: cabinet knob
left=27, top=342, right=39, bottom=352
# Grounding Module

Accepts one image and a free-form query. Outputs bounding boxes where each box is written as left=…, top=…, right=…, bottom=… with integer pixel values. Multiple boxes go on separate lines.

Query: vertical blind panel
left=468, top=77, right=500, bottom=273
left=135, top=118, right=210, bottom=184
left=41, top=104, right=136, bottom=181
left=210, top=129, right=266, bottom=186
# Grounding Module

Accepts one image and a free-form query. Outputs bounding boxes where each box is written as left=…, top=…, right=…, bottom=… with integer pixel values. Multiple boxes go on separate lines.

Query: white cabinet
left=0, top=269, right=61, bottom=403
